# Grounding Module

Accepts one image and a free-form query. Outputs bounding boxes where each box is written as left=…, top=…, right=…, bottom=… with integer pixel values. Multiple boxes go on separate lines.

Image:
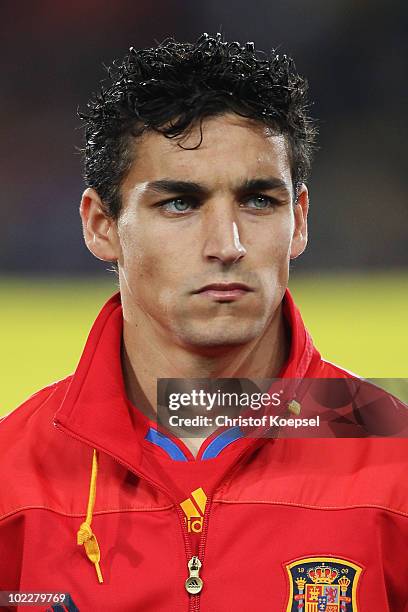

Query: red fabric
left=0, top=290, right=407, bottom=611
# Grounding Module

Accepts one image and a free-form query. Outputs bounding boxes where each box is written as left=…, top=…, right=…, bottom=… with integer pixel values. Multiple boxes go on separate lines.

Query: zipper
left=185, top=556, right=203, bottom=595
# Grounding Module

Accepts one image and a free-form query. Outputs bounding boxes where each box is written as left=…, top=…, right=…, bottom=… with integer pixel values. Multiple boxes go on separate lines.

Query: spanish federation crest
left=285, top=556, right=363, bottom=611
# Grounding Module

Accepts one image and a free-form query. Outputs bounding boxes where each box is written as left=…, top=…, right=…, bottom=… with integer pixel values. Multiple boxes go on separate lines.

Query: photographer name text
left=167, top=414, right=320, bottom=429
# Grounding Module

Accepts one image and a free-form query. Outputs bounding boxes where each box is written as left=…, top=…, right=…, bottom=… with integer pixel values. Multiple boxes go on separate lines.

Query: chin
left=176, top=321, right=264, bottom=349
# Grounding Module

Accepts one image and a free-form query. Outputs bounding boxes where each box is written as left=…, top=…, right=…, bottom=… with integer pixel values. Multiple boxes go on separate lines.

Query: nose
left=202, top=203, right=247, bottom=264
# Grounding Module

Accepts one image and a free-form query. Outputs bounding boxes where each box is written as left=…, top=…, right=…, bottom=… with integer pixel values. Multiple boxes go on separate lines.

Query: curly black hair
left=81, top=33, right=317, bottom=218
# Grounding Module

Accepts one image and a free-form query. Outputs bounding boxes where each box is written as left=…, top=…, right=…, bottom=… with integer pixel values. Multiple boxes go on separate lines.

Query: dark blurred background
left=1, top=0, right=407, bottom=275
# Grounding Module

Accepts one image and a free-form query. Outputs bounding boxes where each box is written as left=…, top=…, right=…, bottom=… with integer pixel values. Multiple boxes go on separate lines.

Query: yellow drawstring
left=77, top=449, right=104, bottom=583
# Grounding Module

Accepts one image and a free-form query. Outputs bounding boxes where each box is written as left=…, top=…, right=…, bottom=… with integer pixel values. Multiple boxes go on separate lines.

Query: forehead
left=122, top=113, right=292, bottom=191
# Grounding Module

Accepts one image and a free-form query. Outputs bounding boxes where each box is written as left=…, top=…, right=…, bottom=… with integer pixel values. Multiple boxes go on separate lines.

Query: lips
left=195, top=283, right=253, bottom=293
left=193, top=282, right=253, bottom=301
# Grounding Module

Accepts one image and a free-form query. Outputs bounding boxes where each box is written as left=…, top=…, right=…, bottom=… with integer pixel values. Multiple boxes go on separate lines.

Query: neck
left=121, top=301, right=289, bottom=416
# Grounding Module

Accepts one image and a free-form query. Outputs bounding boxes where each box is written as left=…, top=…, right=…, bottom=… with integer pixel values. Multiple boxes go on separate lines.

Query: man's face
left=86, top=113, right=308, bottom=350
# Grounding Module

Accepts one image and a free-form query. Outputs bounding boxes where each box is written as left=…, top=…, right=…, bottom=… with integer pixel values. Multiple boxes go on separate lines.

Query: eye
left=242, top=195, right=277, bottom=210
left=159, top=197, right=198, bottom=214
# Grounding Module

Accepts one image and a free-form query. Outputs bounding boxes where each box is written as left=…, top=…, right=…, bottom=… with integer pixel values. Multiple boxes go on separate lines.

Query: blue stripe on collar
left=145, top=427, right=188, bottom=461
left=201, top=426, right=244, bottom=460
left=145, top=425, right=244, bottom=461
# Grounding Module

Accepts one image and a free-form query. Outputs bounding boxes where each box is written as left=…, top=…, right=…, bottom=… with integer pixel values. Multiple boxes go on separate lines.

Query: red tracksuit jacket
left=0, top=291, right=407, bottom=611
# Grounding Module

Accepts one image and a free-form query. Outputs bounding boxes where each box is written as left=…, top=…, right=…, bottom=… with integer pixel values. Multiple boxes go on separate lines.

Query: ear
left=79, top=188, right=120, bottom=261
left=290, top=184, right=309, bottom=259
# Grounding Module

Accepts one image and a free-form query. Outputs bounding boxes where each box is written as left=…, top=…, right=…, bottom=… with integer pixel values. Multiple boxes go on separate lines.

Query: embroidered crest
left=285, top=556, right=363, bottom=611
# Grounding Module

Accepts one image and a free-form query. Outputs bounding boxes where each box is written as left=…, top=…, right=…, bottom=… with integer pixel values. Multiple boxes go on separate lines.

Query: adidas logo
left=180, top=487, right=207, bottom=533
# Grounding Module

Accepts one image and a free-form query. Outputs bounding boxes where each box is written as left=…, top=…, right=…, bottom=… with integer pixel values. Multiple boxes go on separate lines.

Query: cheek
left=118, top=216, right=155, bottom=278
left=121, top=233, right=183, bottom=301
left=246, top=217, right=294, bottom=262
left=127, top=249, right=160, bottom=284
left=246, top=221, right=293, bottom=294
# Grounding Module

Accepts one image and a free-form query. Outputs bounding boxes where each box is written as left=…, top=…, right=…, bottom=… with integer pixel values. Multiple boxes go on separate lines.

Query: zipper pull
left=185, top=556, right=203, bottom=595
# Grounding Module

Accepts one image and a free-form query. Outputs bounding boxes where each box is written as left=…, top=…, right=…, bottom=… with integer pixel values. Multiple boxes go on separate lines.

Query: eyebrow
left=240, top=177, right=290, bottom=193
left=146, top=179, right=209, bottom=196
left=145, top=177, right=291, bottom=197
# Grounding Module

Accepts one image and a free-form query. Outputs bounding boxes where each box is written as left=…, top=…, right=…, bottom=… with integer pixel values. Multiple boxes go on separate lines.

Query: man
left=1, top=34, right=407, bottom=611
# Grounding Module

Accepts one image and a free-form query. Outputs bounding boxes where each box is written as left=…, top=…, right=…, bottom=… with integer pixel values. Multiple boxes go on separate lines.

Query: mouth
left=193, top=282, right=254, bottom=302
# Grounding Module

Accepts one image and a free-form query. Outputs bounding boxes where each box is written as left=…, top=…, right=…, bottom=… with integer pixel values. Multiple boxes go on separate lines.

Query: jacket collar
left=55, top=290, right=317, bottom=468
left=281, top=288, right=317, bottom=378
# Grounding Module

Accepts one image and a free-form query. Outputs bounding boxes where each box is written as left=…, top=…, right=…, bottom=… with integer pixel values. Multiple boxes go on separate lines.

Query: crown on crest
left=307, top=565, right=338, bottom=584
